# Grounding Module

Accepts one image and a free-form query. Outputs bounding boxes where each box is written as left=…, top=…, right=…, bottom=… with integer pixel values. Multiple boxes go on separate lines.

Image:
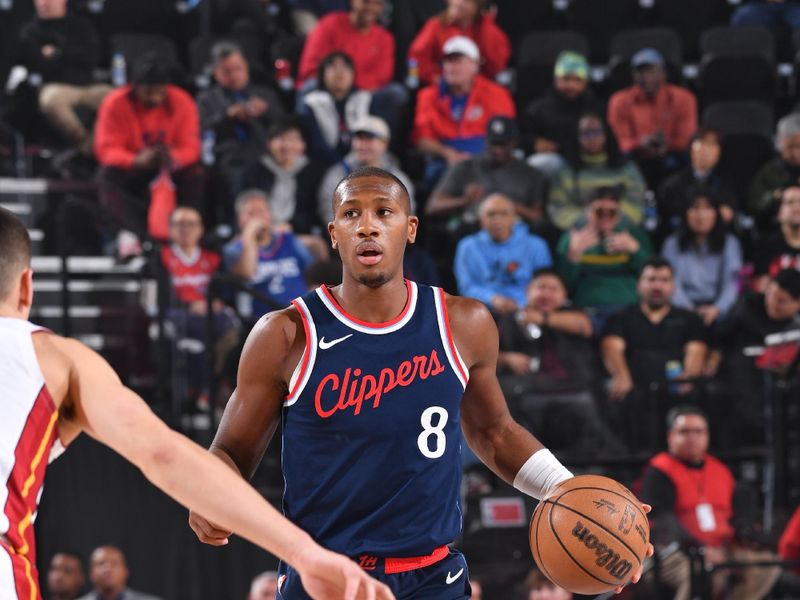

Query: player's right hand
left=188, top=510, right=232, bottom=546
left=296, top=547, right=395, bottom=600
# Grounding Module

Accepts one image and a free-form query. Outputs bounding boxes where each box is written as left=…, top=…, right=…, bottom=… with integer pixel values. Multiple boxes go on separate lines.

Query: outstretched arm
left=55, top=333, right=392, bottom=600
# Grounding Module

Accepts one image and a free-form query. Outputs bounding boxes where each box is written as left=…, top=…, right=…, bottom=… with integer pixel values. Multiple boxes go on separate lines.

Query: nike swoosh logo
left=318, top=334, right=353, bottom=350
left=445, top=568, right=464, bottom=585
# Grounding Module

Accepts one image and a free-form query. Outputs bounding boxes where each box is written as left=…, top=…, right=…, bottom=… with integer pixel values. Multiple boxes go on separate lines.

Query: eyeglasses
left=579, top=128, right=605, bottom=139
left=593, top=207, right=618, bottom=218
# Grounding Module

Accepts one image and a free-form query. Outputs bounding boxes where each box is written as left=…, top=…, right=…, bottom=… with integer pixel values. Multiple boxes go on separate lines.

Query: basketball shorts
left=277, top=547, right=472, bottom=599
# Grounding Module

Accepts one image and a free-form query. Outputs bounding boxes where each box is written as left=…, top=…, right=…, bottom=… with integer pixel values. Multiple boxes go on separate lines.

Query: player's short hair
left=0, top=207, right=32, bottom=300
left=332, top=166, right=411, bottom=215
left=639, top=256, right=673, bottom=278
left=235, top=189, right=270, bottom=215
left=666, top=405, right=708, bottom=431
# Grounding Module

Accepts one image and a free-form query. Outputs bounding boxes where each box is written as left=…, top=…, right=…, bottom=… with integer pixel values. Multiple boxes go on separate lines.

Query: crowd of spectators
left=3, top=1, right=800, bottom=595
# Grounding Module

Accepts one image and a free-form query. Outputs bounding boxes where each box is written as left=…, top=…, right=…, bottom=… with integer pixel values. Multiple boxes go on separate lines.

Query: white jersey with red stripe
left=0, top=317, right=61, bottom=600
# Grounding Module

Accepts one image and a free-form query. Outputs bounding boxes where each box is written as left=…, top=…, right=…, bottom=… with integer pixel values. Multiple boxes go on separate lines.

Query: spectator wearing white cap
left=607, top=47, right=698, bottom=187
left=317, top=115, right=415, bottom=223
left=413, top=35, right=516, bottom=187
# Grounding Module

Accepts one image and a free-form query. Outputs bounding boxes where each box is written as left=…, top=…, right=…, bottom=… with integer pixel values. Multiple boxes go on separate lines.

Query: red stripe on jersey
left=437, top=289, right=468, bottom=384
left=3, top=385, right=57, bottom=565
left=286, top=300, right=312, bottom=401
left=320, top=280, right=413, bottom=329
left=3, top=543, right=39, bottom=600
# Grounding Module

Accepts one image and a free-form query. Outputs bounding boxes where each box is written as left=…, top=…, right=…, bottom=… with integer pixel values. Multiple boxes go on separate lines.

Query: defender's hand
left=188, top=510, right=232, bottom=546
left=297, top=547, right=395, bottom=600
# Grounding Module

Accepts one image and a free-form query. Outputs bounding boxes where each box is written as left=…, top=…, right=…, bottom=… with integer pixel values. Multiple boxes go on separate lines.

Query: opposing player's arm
left=49, top=334, right=393, bottom=600
left=54, top=334, right=312, bottom=560
left=188, top=308, right=303, bottom=545
left=448, top=295, right=547, bottom=483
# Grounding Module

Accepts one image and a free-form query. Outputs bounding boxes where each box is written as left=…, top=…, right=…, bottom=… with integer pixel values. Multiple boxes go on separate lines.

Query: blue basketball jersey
left=282, top=280, right=468, bottom=557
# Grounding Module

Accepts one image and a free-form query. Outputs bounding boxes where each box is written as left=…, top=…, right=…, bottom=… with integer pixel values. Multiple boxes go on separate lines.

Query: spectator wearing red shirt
left=95, top=55, right=205, bottom=247
left=160, top=206, right=239, bottom=407
left=640, top=406, right=780, bottom=600
left=413, top=36, right=515, bottom=186
left=296, top=0, right=408, bottom=146
left=780, top=506, right=800, bottom=573
left=607, top=48, right=698, bottom=187
left=408, top=0, right=511, bottom=86
left=297, top=0, right=392, bottom=91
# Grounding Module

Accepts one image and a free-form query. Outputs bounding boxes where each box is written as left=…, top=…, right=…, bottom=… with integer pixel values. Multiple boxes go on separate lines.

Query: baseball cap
left=351, top=115, right=390, bottom=141
left=486, top=116, right=519, bottom=145
left=554, top=51, right=589, bottom=81
left=631, top=48, right=664, bottom=69
left=442, top=36, right=480, bottom=62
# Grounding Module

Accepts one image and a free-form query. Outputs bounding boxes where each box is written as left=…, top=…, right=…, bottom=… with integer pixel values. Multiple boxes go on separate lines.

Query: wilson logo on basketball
left=314, top=349, right=446, bottom=418
left=571, top=521, right=633, bottom=580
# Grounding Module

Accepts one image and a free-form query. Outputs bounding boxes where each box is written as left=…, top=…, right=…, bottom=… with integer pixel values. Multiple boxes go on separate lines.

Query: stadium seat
left=515, top=30, right=590, bottom=112
left=607, top=27, right=683, bottom=93
left=563, top=0, right=644, bottom=62
left=493, top=0, right=562, bottom=63
left=698, top=27, right=776, bottom=105
left=702, top=100, right=775, bottom=190
left=649, top=0, right=731, bottom=60
left=108, top=33, right=184, bottom=85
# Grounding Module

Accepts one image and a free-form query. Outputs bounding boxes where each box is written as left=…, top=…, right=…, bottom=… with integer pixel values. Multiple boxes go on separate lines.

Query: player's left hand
left=614, top=503, right=654, bottom=594
left=296, top=546, right=395, bottom=600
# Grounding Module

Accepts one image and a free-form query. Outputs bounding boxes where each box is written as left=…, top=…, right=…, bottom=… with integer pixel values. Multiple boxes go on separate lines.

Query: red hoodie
left=94, top=85, right=200, bottom=169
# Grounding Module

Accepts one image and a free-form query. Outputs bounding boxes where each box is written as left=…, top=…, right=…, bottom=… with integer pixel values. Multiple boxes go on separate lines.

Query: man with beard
left=601, top=257, right=708, bottom=451
left=188, top=167, right=652, bottom=597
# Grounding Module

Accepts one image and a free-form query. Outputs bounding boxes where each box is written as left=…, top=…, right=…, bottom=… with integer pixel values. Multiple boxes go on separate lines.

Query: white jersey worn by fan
left=0, top=317, right=65, bottom=600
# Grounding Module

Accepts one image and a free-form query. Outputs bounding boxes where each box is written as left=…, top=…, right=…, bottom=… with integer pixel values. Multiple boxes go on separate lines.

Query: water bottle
left=405, top=57, right=419, bottom=89
left=274, top=58, right=294, bottom=91
left=111, top=53, right=127, bottom=87
left=665, top=360, right=683, bottom=395
left=643, top=189, right=658, bottom=232
left=201, top=130, right=215, bottom=166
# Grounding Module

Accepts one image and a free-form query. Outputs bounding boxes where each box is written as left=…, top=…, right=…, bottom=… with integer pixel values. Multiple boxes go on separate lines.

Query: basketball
left=530, top=474, right=650, bottom=595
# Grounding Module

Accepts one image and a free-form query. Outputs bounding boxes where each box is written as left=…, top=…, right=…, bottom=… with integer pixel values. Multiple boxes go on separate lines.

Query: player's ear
left=328, top=221, right=337, bottom=249
left=407, top=216, right=419, bottom=244
left=18, top=267, right=34, bottom=312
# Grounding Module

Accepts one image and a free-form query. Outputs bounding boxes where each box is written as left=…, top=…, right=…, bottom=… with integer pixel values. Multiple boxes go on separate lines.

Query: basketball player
left=0, top=207, right=392, bottom=600
left=189, top=167, right=652, bottom=598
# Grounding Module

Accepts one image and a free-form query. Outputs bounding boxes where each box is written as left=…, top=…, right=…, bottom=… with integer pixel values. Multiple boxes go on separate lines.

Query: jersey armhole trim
left=433, top=288, right=469, bottom=390
left=285, top=299, right=317, bottom=406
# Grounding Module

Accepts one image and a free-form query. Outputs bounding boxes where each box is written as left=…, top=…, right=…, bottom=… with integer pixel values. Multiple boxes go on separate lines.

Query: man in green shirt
left=556, top=186, right=652, bottom=315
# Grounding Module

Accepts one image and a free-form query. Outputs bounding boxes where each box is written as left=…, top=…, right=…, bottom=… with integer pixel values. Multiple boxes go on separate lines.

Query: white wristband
left=513, top=448, right=574, bottom=500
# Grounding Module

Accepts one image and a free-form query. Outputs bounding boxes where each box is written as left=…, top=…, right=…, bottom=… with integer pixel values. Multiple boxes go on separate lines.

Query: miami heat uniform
left=0, top=318, right=63, bottom=600
left=278, top=280, right=472, bottom=599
